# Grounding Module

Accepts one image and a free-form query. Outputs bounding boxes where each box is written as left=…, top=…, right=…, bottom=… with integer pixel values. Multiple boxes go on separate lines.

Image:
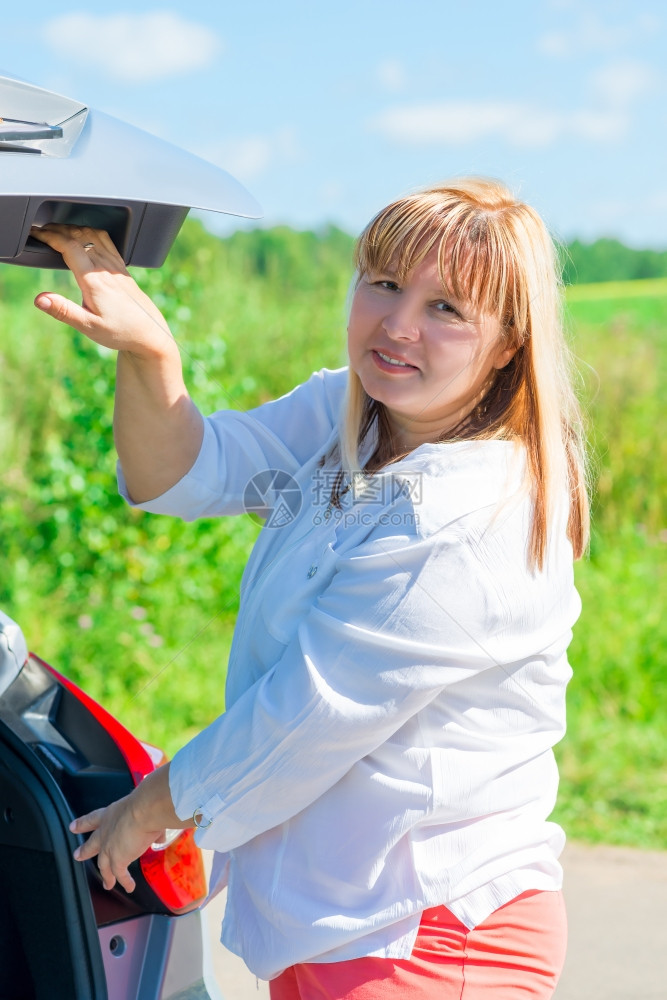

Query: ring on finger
left=82, top=242, right=95, bottom=251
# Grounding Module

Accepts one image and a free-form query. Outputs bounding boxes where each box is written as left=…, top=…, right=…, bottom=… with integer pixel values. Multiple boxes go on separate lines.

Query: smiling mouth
left=374, top=350, right=418, bottom=370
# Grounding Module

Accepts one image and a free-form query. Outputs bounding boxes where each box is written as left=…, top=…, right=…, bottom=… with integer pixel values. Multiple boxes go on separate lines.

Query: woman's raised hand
left=31, top=224, right=175, bottom=360
left=31, top=222, right=204, bottom=503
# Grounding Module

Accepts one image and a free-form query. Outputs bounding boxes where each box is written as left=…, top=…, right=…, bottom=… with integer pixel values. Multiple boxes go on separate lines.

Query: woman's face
left=347, top=248, right=515, bottom=451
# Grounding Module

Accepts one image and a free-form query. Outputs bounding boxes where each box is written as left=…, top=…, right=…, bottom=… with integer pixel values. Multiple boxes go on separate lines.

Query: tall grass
left=552, top=288, right=666, bottom=844
left=0, top=222, right=664, bottom=846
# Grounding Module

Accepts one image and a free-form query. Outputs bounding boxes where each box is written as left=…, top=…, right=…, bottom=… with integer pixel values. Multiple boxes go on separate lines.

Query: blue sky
left=6, top=0, right=666, bottom=247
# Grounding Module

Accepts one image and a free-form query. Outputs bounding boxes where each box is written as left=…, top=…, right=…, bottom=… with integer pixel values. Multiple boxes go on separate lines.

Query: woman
left=32, top=177, right=587, bottom=999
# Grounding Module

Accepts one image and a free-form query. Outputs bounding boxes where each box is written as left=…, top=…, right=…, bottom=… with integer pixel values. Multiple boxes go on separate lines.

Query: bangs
left=354, top=191, right=526, bottom=329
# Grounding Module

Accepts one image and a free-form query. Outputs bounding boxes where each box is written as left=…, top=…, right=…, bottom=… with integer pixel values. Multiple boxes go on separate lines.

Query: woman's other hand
left=31, top=224, right=174, bottom=361
left=69, top=762, right=192, bottom=893
left=70, top=795, right=163, bottom=893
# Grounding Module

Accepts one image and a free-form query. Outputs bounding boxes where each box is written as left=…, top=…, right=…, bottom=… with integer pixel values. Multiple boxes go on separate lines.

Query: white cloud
left=370, top=55, right=656, bottom=150
left=218, top=136, right=273, bottom=181
left=369, top=100, right=627, bottom=148
left=43, top=12, right=221, bottom=83
left=199, top=128, right=301, bottom=183
left=537, top=15, right=624, bottom=57
left=320, top=180, right=345, bottom=206
left=376, top=59, right=407, bottom=93
left=647, top=191, right=667, bottom=213
left=537, top=10, right=661, bottom=58
left=568, top=109, right=625, bottom=142
left=591, top=60, right=654, bottom=107
left=576, top=190, right=667, bottom=244
left=537, top=32, right=570, bottom=58
left=371, top=102, right=534, bottom=146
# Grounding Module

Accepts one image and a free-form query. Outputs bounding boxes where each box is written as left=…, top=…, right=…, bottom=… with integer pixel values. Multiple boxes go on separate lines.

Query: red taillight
left=140, top=829, right=207, bottom=913
left=36, top=656, right=207, bottom=914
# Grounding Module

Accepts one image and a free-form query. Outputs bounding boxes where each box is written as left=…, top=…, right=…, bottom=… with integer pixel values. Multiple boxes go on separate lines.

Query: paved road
left=554, top=842, right=667, bottom=1000
left=203, top=842, right=667, bottom=999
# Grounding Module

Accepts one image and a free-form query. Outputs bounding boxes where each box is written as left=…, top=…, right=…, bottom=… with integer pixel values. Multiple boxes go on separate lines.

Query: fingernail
left=35, top=295, right=52, bottom=311
left=73, top=847, right=81, bottom=860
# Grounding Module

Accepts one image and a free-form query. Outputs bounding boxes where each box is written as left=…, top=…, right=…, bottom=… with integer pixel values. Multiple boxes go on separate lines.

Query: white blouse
left=120, top=367, right=580, bottom=981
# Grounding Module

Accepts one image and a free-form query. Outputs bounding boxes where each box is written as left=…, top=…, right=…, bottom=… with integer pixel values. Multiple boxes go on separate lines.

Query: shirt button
left=307, top=565, right=318, bottom=578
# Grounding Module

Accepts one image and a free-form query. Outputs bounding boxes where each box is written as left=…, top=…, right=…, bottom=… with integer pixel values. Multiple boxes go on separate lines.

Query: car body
left=0, top=609, right=223, bottom=1000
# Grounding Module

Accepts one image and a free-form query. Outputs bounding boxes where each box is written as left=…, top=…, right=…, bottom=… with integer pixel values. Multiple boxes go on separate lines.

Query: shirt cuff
left=169, top=742, right=256, bottom=851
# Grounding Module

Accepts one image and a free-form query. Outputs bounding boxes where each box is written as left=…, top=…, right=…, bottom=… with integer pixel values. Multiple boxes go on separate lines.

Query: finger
left=31, top=224, right=126, bottom=271
left=29, top=223, right=78, bottom=241
left=115, top=865, right=137, bottom=895
left=74, top=226, right=123, bottom=258
left=96, top=852, right=136, bottom=894
left=73, top=836, right=100, bottom=863
left=70, top=808, right=105, bottom=836
left=32, top=222, right=115, bottom=249
left=97, top=854, right=117, bottom=892
left=34, top=292, right=104, bottom=336
left=30, top=225, right=98, bottom=271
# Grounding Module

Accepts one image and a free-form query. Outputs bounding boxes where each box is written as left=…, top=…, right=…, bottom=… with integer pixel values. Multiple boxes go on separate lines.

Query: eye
left=371, top=278, right=399, bottom=291
left=433, top=300, right=459, bottom=316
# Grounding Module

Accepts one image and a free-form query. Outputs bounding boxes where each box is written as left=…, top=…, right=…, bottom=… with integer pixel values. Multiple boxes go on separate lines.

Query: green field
left=0, top=221, right=664, bottom=847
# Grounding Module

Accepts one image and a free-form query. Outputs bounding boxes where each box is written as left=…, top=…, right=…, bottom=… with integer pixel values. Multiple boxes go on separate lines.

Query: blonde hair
left=339, top=177, right=589, bottom=568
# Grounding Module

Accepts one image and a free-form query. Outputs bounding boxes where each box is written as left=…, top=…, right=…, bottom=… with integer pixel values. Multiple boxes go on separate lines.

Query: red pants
left=269, top=890, right=567, bottom=1000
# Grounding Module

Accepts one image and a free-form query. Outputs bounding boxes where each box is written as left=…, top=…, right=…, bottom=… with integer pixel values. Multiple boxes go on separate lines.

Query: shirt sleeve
left=167, top=506, right=528, bottom=852
left=118, top=367, right=348, bottom=520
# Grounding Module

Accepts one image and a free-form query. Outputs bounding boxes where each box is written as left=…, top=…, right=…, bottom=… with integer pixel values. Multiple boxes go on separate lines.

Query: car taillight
left=38, top=658, right=208, bottom=914
left=140, top=828, right=207, bottom=914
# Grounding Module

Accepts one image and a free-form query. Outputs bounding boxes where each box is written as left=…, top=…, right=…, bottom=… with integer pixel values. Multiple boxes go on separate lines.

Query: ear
left=492, top=344, right=518, bottom=370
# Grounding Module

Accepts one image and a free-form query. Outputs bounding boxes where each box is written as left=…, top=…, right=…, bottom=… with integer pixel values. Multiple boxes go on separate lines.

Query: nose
left=381, top=297, right=420, bottom=342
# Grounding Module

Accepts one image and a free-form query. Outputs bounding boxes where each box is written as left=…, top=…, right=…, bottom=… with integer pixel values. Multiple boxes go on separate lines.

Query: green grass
left=550, top=282, right=666, bottom=846
left=0, top=229, right=664, bottom=847
left=566, top=276, right=667, bottom=301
